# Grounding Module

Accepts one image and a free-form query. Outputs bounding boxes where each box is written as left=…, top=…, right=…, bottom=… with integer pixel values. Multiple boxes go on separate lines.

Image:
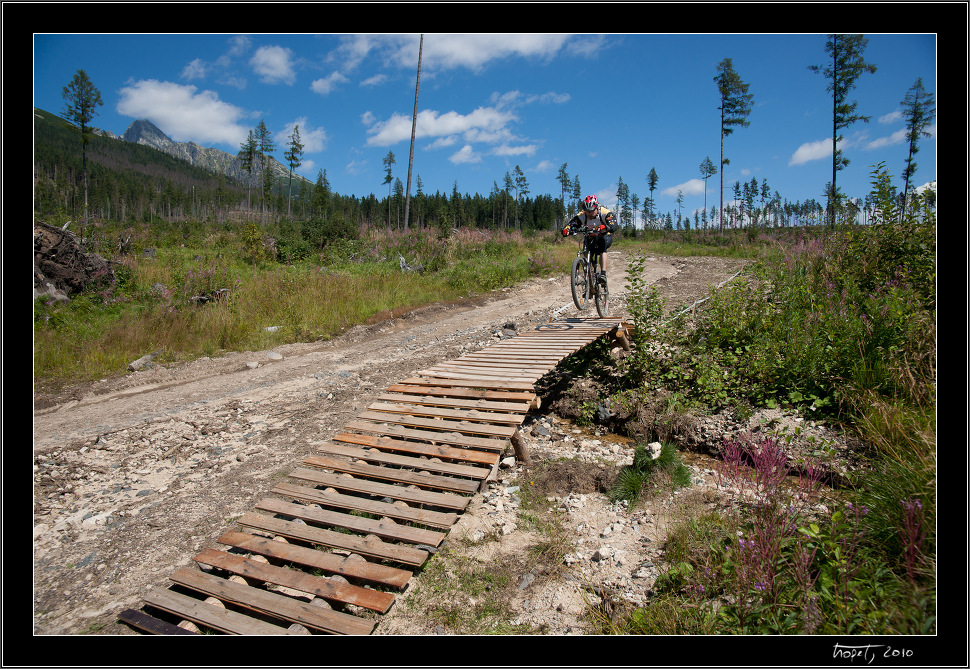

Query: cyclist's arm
left=602, top=209, right=618, bottom=234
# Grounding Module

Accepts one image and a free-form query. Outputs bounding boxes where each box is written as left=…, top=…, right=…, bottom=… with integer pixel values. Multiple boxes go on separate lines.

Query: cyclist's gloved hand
left=599, top=224, right=607, bottom=233
left=561, top=227, right=570, bottom=237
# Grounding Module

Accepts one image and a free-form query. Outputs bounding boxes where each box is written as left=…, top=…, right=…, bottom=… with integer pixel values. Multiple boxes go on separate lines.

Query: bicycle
left=567, top=225, right=610, bottom=317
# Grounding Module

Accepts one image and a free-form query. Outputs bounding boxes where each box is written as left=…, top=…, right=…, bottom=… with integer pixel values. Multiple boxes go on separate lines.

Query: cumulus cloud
left=661, top=178, right=706, bottom=198
left=879, top=110, right=903, bottom=124
left=311, top=71, right=349, bottom=95
left=181, top=58, right=207, bottom=81
left=365, top=106, right=517, bottom=147
left=864, top=128, right=908, bottom=151
left=329, top=33, right=585, bottom=76
left=491, top=144, right=537, bottom=157
left=116, top=79, right=250, bottom=147
left=273, top=117, right=328, bottom=154
left=450, top=145, right=482, bottom=164
left=789, top=138, right=838, bottom=166
left=360, top=73, right=388, bottom=87
left=250, top=45, right=297, bottom=85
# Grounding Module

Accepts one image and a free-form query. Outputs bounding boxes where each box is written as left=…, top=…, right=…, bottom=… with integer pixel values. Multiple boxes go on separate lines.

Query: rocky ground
left=31, top=250, right=854, bottom=638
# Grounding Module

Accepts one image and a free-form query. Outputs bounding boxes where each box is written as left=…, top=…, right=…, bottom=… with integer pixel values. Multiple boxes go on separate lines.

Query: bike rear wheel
left=570, top=256, right=590, bottom=311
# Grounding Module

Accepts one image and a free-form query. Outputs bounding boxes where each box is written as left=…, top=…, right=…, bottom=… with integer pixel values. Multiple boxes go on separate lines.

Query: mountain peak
left=122, top=119, right=174, bottom=147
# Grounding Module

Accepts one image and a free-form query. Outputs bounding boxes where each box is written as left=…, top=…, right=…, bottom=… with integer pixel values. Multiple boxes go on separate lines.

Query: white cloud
left=250, top=45, right=297, bottom=85
left=311, top=71, right=349, bottom=95
left=345, top=159, right=367, bottom=175
left=661, top=178, right=706, bottom=198
left=450, top=145, right=481, bottom=164
left=365, top=106, right=517, bottom=147
left=865, top=128, right=908, bottom=151
left=181, top=58, right=207, bottom=81
left=360, top=73, right=388, bottom=87
left=273, top=117, right=328, bottom=154
left=789, top=138, right=838, bottom=166
left=332, top=34, right=581, bottom=74
left=428, top=136, right=458, bottom=149
left=116, top=79, right=249, bottom=147
left=879, top=110, right=903, bottom=124
left=491, top=144, right=537, bottom=158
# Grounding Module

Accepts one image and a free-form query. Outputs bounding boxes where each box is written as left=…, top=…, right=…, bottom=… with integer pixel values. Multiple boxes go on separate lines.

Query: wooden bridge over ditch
left=117, top=316, right=633, bottom=635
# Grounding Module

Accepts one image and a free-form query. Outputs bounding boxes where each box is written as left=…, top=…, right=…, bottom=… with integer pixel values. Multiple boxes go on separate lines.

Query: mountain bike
left=567, top=226, right=610, bottom=317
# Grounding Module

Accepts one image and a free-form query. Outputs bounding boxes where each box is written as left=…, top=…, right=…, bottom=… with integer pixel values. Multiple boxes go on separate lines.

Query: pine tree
left=899, top=77, right=935, bottom=215
left=238, top=130, right=258, bottom=220
left=809, top=34, right=877, bottom=227
left=646, top=168, right=659, bottom=229
left=699, top=157, right=717, bottom=222
left=556, top=163, right=570, bottom=227
left=283, top=124, right=304, bottom=219
left=513, top=165, right=528, bottom=228
left=715, top=58, right=753, bottom=232
left=383, top=150, right=396, bottom=227
left=61, top=69, right=103, bottom=236
left=256, top=119, right=276, bottom=224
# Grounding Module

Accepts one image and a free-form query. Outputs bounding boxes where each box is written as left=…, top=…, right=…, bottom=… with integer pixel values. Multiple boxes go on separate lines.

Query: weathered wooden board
left=331, top=432, right=499, bottom=466
left=169, top=567, right=376, bottom=634
left=236, top=512, right=431, bottom=566
left=254, top=498, right=447, bottom=546
left=216, top=530, right=413, bottom=588
left=314, top=440, right=490, bottom=479
left=192, top=547, right=396, bottom=613
left=271, top=481, right=459, bottom=529
left=343, top=419, right=509, bottom=452
left=286, top=467, right=471, bottom=511
left=117, top=608, right=199, bottom=635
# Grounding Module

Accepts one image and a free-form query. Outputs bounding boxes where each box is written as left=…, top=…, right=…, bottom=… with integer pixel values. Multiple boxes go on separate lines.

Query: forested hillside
left=33, top=107, right=565, bottom=232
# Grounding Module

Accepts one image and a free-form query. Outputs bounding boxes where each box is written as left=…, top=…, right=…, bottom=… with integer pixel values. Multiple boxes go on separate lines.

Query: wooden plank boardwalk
left=117, top=317, right=632, bottom=635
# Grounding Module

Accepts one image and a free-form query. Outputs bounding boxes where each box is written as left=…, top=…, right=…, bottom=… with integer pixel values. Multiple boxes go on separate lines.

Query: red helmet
left=582, top=195, right=599, bottom=213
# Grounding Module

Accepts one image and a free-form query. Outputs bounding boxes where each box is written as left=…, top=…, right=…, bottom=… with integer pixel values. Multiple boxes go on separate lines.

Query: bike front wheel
left=570, top=256, right=590, bottom=311
left=594, top=273, right=610, bottom=317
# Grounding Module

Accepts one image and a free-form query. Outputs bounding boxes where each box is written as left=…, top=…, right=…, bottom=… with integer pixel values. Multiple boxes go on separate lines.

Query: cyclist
left=562, top=195, right=618, bottom=283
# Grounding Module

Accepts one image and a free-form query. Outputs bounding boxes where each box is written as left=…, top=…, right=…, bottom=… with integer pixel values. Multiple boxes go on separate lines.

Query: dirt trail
left=32, top=251, right=750, bottom=635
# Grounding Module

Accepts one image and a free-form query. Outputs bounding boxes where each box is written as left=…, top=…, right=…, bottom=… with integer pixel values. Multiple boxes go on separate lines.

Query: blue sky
left=33, top=33, right=937, bottom=226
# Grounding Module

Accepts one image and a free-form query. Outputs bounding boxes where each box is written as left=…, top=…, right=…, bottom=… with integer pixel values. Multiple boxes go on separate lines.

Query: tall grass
left=610, top=172, right=936, bottom=635
left=33, top=226, right=574, bottom=389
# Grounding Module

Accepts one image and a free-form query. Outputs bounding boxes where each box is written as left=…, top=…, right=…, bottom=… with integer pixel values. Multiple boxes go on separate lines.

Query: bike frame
left=569, top=227, right=609, bottom=316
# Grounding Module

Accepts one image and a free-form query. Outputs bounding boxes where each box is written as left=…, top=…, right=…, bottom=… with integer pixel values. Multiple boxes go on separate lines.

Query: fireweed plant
left=614, top=168, right=935, bottom=635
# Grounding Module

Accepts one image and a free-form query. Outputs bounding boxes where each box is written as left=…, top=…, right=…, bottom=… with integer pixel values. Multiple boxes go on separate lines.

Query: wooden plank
left=356, top=410, right=518, bottom=438
left=332, top=432, right=499, bottom=466
left=192, top=547, right=395, bottom=614
left=386, top=383, right=535, bottom=402
left=302, top=453, right=481, bottom=494
left=344, top=419, right=509, bottom=452
left=367, top=401, right=524, bottom=425
left=117, top=608, right=199, bottom=635
left=237, top=513, right=430, bottom=566
left=433, top=360, right=553, bottom=372
left=376, top=392, right=531, bottom=413
left=287, top=467, right=471, bottom=511
left=256, top=498, right=447, bottom=546
left=169, top=567, right=375, bottom=635
left=142, top=586, right=303, bottom=635
left=398, top=376, right=535, bottom=392
left=314, top=440, right=490, bottom=479
left=414, top=368, right=542, bottom=383
left=486, top=343, right=582, bottom=352
left=217, top=530, right=413, bottom=589
left=272, top=481, right=459, bottom=529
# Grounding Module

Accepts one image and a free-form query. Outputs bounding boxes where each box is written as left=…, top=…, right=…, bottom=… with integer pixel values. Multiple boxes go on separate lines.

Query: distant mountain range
left=101, top=118, right=308, bottom=188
